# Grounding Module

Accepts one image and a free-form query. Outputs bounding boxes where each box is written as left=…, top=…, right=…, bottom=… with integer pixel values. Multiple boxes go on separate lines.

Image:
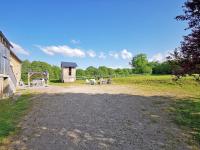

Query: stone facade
left=61, top=67, right=76, bottom=82
left=10, top=52, right=22, bottom=85
left=0, top=77, right=3, bottom=98
left=0, top=31, right=21, bottom=98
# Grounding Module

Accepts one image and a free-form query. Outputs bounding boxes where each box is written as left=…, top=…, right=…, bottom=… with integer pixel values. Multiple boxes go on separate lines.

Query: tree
left=85, top=66, right=98, bottom=77
left=107, top=68, right=115, bottom=76
left=21, top=60, right=31, bottom=82
left=51, top=65, right=61, bottom=80
left=169, top=0, right=200, bottom=79
left=115, top=68, right=124, bottom=76
left=151, top=61, right=172, bottom=75
left=98, top=66, right=109, bottom=77
left=76, top=69, right=85, bottom=78
left=130, top=54, right=152, bottom=74
left=122, top=68, right=130, bottom=76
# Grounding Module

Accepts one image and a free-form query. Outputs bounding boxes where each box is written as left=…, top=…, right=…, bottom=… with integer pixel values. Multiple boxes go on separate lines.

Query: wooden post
left=47, top=72, right=49, bottom=86
left=28, top=72, right=30, bottom=87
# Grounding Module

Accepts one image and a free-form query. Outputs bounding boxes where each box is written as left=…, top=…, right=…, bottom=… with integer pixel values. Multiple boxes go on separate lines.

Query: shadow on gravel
left=9, top=92, right=194, bottom=150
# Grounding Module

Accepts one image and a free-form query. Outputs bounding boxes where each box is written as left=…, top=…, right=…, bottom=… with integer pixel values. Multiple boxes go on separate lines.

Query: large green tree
left=130, top=54, right=152, bottom=74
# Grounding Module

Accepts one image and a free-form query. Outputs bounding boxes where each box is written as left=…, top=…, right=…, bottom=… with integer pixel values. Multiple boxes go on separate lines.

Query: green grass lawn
left=113, top=75, right=200, bottom=97
left=0, top=93, right=32, bottom=143
left=113, top=75, right=200, bottom=145
left=171, top=97, right=200, bottom=145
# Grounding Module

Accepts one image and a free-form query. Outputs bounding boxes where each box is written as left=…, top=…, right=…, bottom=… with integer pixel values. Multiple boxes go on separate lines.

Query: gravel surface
left=10, top=85, right=191, bottom=150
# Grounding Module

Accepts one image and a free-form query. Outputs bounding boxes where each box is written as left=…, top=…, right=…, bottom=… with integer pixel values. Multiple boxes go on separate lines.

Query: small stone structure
left=61, top=62, right=77, bottom=82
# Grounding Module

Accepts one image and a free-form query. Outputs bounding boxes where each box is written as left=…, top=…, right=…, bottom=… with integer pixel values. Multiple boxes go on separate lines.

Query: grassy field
left=50, top=75, right=200, bottom=97
left=0, top=93, right=32, bottom=144
left=172, top=97, right=200, bottom=145
left=113, top=75, right=200, bottom=97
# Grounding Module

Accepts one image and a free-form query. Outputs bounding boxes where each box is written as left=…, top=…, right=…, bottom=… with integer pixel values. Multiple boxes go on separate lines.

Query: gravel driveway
left=10, top=85, right=191, bottom=150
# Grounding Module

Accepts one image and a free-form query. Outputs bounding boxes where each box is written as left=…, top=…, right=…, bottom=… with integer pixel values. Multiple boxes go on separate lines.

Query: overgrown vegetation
left=0, top=93, right=32, bottom=141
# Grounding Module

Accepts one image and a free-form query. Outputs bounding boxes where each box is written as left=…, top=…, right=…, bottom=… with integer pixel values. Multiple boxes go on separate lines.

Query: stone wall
left=10, top=53, right=21, bottom=85
left=0, top=77, right=3, bottom=98
left=61, top=68, right=76, bottom=82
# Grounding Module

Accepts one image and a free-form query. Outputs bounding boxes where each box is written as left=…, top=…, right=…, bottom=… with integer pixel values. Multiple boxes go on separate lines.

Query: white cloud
left=108, top=65, right=131, bottom=69
left=149, top=53, right=165, bottom=62
left=38, top=45, right=85, bottom=57
left=120, top=49, right=132, bottom=60
left=149, top=51, right=171, bottom=62
left=11, top=42, right=29, bottom=55
left=70, top=39, right=80, bottom=45
left=87, top=50, right=96, bottom=58
left=109, top=51, right=119, bottom=59
left=99, top=52, right=106, bottom=59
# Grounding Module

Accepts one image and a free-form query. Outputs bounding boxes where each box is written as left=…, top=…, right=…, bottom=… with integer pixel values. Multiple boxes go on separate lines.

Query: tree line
left=77, top=54, right=172, bottom=79
left=130, top=53, right=172, bottom=75
left=76, top=66, right=133, bottom=79
left=21, top=57, right=173, bottom=82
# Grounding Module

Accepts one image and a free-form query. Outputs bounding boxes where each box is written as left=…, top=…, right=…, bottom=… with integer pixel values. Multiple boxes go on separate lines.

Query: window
left=69, top=67, right=72, bottom=76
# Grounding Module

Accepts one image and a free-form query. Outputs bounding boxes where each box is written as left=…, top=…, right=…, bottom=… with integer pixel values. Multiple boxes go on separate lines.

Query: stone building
left=0, top=31, right=22, bottom=98
left=61, top=62, right=77, bottom=82
left=10, top=50, right=22, bottom=84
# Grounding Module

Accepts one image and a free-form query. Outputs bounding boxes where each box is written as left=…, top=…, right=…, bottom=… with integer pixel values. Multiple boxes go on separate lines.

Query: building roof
left=61, top=62, right=77, bottom=68
left=0, top=31, right=13, bottom=48
left=10, top=50, right=22, bottom=63
left=0, top=31, right=22, bottom=63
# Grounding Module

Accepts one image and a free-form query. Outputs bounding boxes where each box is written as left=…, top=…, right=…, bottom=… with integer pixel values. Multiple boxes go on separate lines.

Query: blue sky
left=0, top=0, right=187, bottom=68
